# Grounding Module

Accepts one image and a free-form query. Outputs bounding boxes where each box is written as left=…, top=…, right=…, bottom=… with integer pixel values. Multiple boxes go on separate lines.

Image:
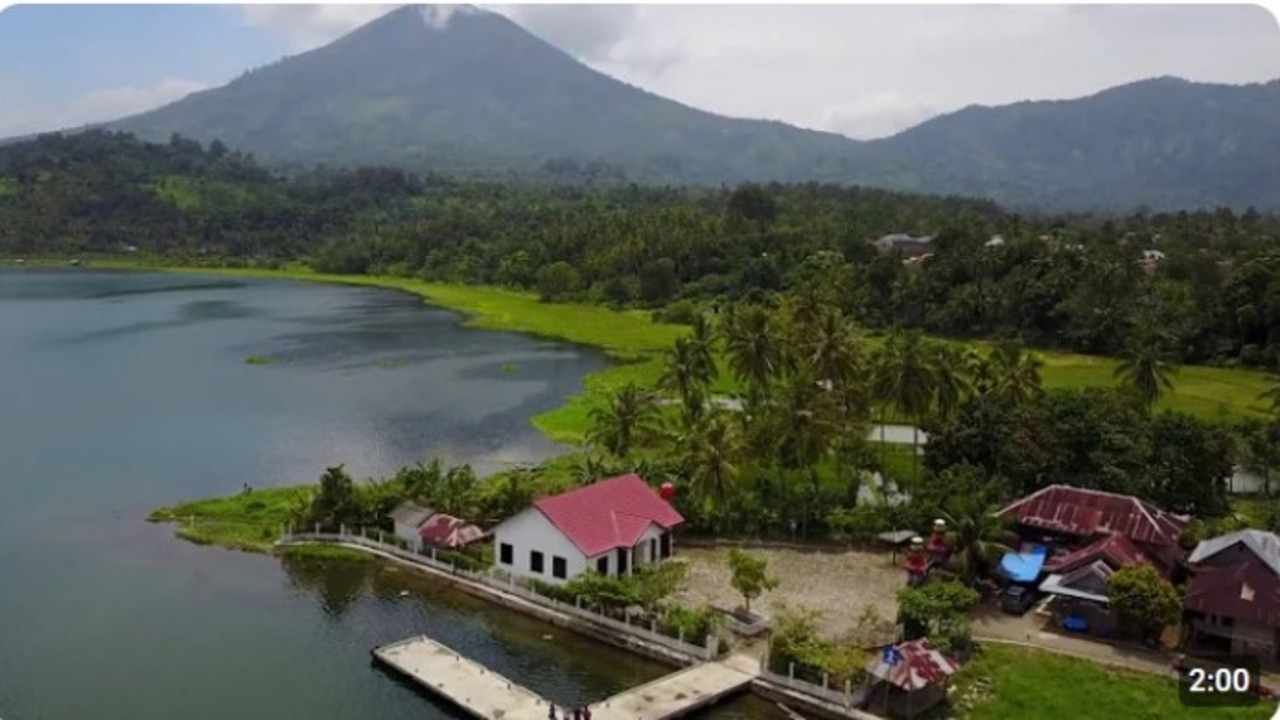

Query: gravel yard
left=674, top=544, right=906, bottom=638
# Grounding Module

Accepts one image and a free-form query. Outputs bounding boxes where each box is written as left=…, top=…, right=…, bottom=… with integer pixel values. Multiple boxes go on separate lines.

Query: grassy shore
left=148, top=486, right=311, bottom=553
left=949, top=644, right=1274, bottom=719
left=75, top=260, right=1274, bottom=432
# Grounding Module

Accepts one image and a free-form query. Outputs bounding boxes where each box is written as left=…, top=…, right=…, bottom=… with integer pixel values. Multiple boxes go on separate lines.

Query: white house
left=490, top=474, right=684, bottom=584
left=390, top=501, right=435, bottom=545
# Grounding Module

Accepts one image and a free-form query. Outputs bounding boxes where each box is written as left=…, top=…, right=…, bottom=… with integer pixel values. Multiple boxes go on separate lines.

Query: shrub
left=652, top=299, right=701, bottom=326
left=1106, top=565, right=1180, bottom=641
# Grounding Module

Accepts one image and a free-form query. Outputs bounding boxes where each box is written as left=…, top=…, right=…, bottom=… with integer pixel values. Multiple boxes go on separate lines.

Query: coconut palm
left=872, top=330, right=938, bottom=478
left=682, top=411, right=742, bottom=513
left=803, top=307, right=862, bottom=392
left=660, top=335, right=715, bottom=423
left=587, top=383, right=661, bottom=458
left=990, top=340, right=1045, bottom=406
left=942, top=492, right=1016, bottom=585
left=931, top=345, right=973, bottom=420
left=1114, top=335, right=1178, bottom=412
left=723, top=304, right=781, bottom=410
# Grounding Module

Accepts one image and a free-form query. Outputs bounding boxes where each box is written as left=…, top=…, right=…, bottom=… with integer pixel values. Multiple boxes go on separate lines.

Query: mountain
left=107, top=5, right=1280, bottom=211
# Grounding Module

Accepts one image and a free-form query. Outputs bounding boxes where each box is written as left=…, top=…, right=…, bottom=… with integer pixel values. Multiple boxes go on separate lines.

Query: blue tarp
left=999, top=544, right=1047, bottom=583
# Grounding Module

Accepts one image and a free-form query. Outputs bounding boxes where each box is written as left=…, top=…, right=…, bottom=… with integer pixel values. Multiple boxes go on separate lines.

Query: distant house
left=418, top=512, right=485, bottom=549
left=998, top=485, right=1189, bottom=634
left=390, top=501, right=435, bottom=545
left=1185, top=529, right=1280, bottom=659
left=985, top=234, right=1006, bottom=248
left=872, top=233, right=935, bottom=257
left=490, top=474, right=684, bottom=585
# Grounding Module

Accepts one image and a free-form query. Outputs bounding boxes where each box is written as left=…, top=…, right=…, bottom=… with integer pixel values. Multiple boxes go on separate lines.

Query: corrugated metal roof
left=390, top=501, right=434, bottom=528
left=997, top=485, right=1187, bottom=547
left=418, top=513, right=485, bottom=548
left=1189, top=530, right=1280, bottom=577
left=530, top=474, right=684, bottom=557
left=1044, top=533, right=1149, bottom=574
left=1185, top=560, right=1280, bottom=628
left=865, top=640, right=958, bottom=691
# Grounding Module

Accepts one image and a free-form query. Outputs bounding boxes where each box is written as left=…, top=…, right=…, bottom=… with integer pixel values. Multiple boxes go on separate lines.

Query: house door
left=649, top=538, right=657, bottom=563
left=616, top=547, right=628, bottom=575
left=660, top=532, right=670, bottom=558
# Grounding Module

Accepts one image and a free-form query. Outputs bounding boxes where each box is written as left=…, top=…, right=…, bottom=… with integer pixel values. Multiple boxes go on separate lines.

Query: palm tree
left=931, top=345, right=972, bottom=420
left=990, top=340, right=1044, bottom=406
left=682, top=411, right=742, bottom=517
left=872, top=330, right=938, bottom=479
left=1114, top=335, right=1177, bottom=412
left=942, top=492, right=1016, bottom=585
left=660, top=336, right=715, bottom=423
left=723, top=304, right=781, bottom=411
left=803, top=307, right=862, bottom=393
left=587, top=383, right=661, bottom=458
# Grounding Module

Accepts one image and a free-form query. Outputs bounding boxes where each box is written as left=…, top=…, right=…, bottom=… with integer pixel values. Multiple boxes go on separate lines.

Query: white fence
left=757, top=648, right=870, bottom=710
left=279, top=528, right=716, bottom=662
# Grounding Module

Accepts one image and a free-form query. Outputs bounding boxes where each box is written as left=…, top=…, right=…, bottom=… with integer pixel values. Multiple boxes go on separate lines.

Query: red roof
left=1186, top=560, right=1280, bottom=627
left=997, top=485, right=1187, bottom=547
left=866, top=640, right=959, bottom=691
left=533, top=474, right=684, bottom=557
left=1044, top=533, right=1150, bottom=574
left=418, top=513, right=485, bottom=549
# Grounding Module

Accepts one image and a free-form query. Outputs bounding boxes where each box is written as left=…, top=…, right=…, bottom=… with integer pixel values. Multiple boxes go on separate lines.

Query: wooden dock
left=373, top=636, right=548, bottom=720
left=373, top=636, right=757, bottom=720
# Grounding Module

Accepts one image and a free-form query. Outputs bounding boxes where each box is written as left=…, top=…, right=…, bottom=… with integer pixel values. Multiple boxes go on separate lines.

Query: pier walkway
left=373, top=636, right=757, bottom=720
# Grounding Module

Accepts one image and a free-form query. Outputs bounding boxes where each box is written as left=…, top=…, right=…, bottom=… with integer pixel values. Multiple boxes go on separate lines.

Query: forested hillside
left=4, top=130, right=1280, bottom=369
left=101, top=6, right=1280, bottom=211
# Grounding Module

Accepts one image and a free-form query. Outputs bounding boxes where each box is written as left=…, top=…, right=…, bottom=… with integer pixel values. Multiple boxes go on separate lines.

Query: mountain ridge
left=96, top=5, right=1280, bottom=211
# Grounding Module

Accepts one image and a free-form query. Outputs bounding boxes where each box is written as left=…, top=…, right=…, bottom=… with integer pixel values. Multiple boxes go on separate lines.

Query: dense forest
left=4, top=130, right=1280, bottom=368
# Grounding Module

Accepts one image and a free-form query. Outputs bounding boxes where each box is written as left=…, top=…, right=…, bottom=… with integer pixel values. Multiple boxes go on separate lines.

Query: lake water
left=0, top=269, right=776, bottom=720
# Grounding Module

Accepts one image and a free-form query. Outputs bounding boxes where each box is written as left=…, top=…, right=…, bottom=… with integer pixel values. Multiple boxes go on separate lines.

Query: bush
left=661, top=604, right=719, bottom=643
left=897, top=580, right=979, bottom=640
left=1106, top=565, right=1180, bottom=641
left=651, top=299, right=701, bottom=326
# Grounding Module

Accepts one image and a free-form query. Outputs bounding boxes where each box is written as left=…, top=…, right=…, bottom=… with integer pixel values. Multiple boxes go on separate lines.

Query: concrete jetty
left=374, top=636, right=547, bottom=720
left=373, top=636, right=757, bottom=720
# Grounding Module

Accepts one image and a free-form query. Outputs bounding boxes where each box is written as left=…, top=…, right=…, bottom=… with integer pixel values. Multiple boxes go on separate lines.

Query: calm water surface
left=0, top=269, right=778, bottom=720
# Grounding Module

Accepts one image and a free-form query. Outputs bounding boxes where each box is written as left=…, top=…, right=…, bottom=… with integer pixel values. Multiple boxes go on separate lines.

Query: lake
left=0, top=269, right=776, bottom=720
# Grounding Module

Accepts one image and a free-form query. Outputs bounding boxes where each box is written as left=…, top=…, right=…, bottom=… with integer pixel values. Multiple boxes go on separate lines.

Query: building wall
left=491, top=508, right=588, bottom=585
left=393, top=520, right=421, bottom=547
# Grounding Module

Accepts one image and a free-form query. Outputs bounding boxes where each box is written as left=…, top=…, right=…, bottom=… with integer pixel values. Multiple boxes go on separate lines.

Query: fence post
left=624, top=608, right=630, bottom=626
left=678, top=628, right=685, bottom=646
left=822, top=672, right=828, bottom=690
left=649, top=619, right=656, bottom=635
left=705, top=634, right=715, bottom=661
left=789, top=662, right=795, bottom=681
left=378, top=530, right=384, bottom=545
left=844, top=678, right=852, bottom=707
left=575, top=596, right=582, bottom=610
left=314, top=522, right=319, bottom=535
left=431, top=548, right=437, bottom=562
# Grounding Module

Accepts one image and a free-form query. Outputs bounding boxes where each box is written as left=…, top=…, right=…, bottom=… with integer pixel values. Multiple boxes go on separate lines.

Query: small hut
left=864, top=639, right=959, bottom=718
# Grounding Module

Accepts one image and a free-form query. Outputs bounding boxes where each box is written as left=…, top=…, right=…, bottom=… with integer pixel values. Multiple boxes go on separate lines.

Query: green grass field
left=148, top=485, right=311, bottom=552
left=86, top=261, right=1276, bottom=441
left=948, top=645, right=1274, bottom=720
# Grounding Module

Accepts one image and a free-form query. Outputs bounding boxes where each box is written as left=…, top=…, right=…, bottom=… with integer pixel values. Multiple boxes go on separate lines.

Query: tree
left=587, top=383, right=661, bottom=458
left=311, top=464, right=358, bottom=528
left=1260, top=375, right=1280, bottom=417
left=723, top=304, right=781, bottom=410
left=939, top=468, right=1016, bottom=585
left=1145, top=412, right=1234, bottom=515
left=1114, top=335, right=1177, bottom=412
left=726, top=183, right=777, bottom=227
left=681, top=411, right=741, bottom=513
left=660, top=335, right=716, bottom=424
left=989, top=340, right=1044, bottom=406
left=896, top=580, right=979, bottom=641
left=728, top=549, right=778, bottom=614
left=931, top=345, right=972, bottom=420
left=873, top=330, right=938, bottom=476
left=640, top=257, right=680, bottom=304
left=536, top=261, right=581, bottom=301
left=800, top=307, right=862, bottom=391
left=1106, top=565, right=1180, bottom=642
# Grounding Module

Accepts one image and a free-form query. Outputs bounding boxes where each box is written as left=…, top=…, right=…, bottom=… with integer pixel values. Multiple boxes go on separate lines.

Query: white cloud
left=238, top=4, right=392, bottom=51
left=0, top=76, right=207, bottom=137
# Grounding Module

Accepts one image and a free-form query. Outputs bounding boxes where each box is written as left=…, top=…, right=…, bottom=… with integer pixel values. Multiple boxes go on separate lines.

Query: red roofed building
left=418, top=513, right=486, bottom=549
left=490, top=474, right=684, bottom=584
left=998, top=484, right=1189, bottom=576
left=1185, top=530, right=1280, bottom=659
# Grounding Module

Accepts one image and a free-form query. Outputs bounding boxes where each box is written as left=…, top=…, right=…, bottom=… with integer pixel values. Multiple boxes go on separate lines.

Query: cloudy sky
left=1, top=4, right=1278, bottom=140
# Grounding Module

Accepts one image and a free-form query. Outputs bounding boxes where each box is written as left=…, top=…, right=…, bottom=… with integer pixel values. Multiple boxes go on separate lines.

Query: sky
left=1, top=3, right=1278, bottom=140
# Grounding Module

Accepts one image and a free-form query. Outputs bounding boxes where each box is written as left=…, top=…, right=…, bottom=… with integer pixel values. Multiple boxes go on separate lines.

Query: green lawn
left=87, top=261, right=1275, bottom=440
left=948, top=645, right=1275, bottom=720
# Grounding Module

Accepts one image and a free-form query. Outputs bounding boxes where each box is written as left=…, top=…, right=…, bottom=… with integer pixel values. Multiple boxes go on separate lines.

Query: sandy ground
left=674, top=545, right=906, bottom=638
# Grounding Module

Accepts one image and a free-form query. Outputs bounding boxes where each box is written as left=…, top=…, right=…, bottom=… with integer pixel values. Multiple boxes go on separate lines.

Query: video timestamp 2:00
left=1178, top=655, right=1267, bottom=708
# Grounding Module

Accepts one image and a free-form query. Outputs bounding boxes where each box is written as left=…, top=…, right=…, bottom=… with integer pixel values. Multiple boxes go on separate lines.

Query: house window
left=530, top=550, right=544, bottom=574
left=649, top=538, right=657, bottom=562
left=616, top=547, right=628, bottom=575
left=660, top=532, right=671, bottom=559
left=552, top=556, right=567, bottom=579
left=499, top=543, right=513, bottom=565
left=596, top=556, right=609, bottom=575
